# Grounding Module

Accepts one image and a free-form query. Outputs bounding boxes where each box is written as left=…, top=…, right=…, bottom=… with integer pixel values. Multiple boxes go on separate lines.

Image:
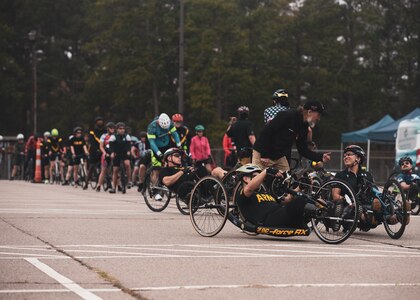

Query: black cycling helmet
left=106, top=122, right=115, bottom=129
left=163, top=147, right=182, bottom=162
left=73, top=126, right=82, bottom=133
left=139, top=131, right=147, bottom=138
left=344, top=145, right=366, bottom=165
left=94, top=116, right=104, bottom=122
left=272, top=89, right=288, bottom=101
left=116, top=122, right=126, bottom=129
left=399, top=156, right=413, bottom=166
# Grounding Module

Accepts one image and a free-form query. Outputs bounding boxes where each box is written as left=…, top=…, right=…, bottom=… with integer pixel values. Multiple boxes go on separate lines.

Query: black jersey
left=69, top=136, right=86, bottom=156
left=226, top=119, right=254, bottom=150
left=109, top=134, right=131, bottom=154
left=48, top=137, right=63, bottom=154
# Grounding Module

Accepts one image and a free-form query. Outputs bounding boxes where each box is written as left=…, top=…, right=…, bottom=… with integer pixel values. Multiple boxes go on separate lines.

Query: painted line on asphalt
left=24, top=258, right=103, bottom=300
left=1, top=282, right=420, bottom=294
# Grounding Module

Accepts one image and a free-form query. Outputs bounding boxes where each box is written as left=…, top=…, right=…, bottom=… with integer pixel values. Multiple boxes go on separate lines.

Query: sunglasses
left=400, top=161, right=411, bottom=166
left=343, top=153, right=355, bottom=158
left=172, top=153, right=181, bottom=158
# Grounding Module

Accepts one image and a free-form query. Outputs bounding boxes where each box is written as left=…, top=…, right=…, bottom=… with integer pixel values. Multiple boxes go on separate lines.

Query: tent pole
left=367, top=139, right=371, bottom=170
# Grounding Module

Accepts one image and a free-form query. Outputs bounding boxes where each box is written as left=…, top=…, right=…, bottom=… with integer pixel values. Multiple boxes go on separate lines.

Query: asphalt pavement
left=1, top=180, right=419, bottom=300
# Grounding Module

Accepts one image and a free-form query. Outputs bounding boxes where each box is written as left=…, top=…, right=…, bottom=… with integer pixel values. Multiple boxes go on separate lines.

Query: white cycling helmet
left=236, top=163, right=261, bottom=174
left=44, top=131, right=51, bottom=137
left=158, top=113, right=171, bottom=130
left=0, top=135, right=3, bottom=141
left=17, top=133, right=24, bottom=140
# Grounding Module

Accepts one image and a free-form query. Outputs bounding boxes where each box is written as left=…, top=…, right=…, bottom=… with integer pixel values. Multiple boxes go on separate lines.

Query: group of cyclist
left=4, top=87, right=418, bottom=233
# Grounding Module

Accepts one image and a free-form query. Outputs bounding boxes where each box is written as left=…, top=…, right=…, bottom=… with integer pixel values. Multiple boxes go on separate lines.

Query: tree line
left=1, top=0, right=419, bottom=147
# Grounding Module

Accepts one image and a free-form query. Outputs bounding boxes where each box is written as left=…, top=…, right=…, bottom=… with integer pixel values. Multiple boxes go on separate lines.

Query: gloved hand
left=266, top=167, right=280, bottom=177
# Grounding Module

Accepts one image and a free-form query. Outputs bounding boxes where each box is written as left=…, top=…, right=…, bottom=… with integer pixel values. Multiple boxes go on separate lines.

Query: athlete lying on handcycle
left=235, top=164, right=317, bottom=229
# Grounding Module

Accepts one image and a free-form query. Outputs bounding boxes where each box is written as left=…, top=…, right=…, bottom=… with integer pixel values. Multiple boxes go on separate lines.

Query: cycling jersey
left=109, top=134, right=131, bottom=154
left=170, top=125, right=191, bottom=151
left=69, top=136, right=86, bottom=156
left=396, top=172, right=420, bottom=185
left=147, top=118, right=181, bottom=156
left=100, top=133, right=113, bottom=153
left=89, top=126, right=106, bottom=153
left=334, top=168, right=374, bottom=195
left=226, top=119, right=254, bottom=150
left=48, top=137, right=63, bottom=155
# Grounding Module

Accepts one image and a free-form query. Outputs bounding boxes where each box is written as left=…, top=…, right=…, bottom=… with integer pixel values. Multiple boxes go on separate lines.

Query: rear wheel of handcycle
left=382, top=179, right=407, bottom=239
left=176, top=181, right=196, bottom=215
left=311, top=179, right=358, bottom=244
left=408, top=184, right=420, bottom=215
left=189, top=176, right=229, bottom=237
left=143, top=168, right=171, bottom=212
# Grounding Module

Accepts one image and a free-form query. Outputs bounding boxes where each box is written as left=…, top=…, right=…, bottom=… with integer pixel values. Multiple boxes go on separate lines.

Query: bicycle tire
left=189, top=176, right=229, bottom=237
left=143, top=167, right=171, bottom=212
left=382, top=179, right=407, bottom=239
left=311, top=179, right=358, bottom=244
left=408, top=184, right=420, bottom=215
left=175, top=181, right=196, bottom=215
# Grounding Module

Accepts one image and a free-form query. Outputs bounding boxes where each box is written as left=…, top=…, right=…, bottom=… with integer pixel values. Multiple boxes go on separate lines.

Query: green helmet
left=195, top=124, right=205, bottom=131
left=51, top=128, right=59, bottom=137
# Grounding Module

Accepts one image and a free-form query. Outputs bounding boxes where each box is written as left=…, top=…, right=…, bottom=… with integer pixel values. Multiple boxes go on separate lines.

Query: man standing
left=88, top=116, right=106, bottom=184
left=264, top=89, right=290, bottom=124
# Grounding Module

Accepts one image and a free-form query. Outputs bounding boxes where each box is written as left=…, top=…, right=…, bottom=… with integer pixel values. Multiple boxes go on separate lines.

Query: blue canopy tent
left=341, top=115, right=395, bottom=170
left=368, top=108, right=420, bottom=142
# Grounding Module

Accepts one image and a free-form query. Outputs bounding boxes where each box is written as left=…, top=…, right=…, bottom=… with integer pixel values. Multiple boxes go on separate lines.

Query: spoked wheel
left=176, top=181, right=196, bottom=215
left=408, top=184, right=420, bottom=215
left=382, top=179, right=407, bottom=239
left=221, top=170, right=238, bottom=202
left=189, top=176, right=229, bottom=237
left=143, top=168, right=171, bottom=212
left=89, top=166, right=99, bottom=189
left=311, top=179, right=358, bottom=244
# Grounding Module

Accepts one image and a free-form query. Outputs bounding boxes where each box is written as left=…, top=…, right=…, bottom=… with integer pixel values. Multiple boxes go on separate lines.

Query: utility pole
left=28, top=30, right=37, bottom=134
left=178, top=0, right=185, bottom=114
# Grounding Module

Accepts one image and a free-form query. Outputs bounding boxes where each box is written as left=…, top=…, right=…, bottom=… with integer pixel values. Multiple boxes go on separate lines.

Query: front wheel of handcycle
left=382, top=179, right=407, bottom=239
left=310, top=179, right=358, bottom=244
left=189, top=176, right=229, bottom=237
left=143, top=168, right=171, bottom=212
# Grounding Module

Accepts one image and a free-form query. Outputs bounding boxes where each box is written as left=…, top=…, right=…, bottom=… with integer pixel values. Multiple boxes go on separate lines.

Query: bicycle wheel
left=408, top=184, right=420, bottom=215
left=143, top=168, right=171, bottom=212
left=382, top=179, right=407, bottom=239
left=176, top=181, right=196, bottom=215
left=311, top=179, right=358, bottom=244
left=89, top=165, right=99, bottom=189
left=221, top=170, right=238, bottom=202
left=79, top=162, right=88, bottom=188
left=189, top=176, right=229, bottom=237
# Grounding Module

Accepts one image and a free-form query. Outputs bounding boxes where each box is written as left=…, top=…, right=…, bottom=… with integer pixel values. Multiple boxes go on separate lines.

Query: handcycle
left=355, top=177, right=409, bottom=239
left=141, top=151, right=204, bottom=215
left=188, top=173, right=359, bottom=244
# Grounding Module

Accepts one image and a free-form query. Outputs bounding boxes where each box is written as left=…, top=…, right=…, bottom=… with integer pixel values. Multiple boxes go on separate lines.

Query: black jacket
left=253, top=109, right=323, bottom=162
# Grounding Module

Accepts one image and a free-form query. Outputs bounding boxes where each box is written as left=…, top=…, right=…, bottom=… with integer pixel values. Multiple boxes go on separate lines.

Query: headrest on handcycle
left=236, top=164, right=261, bottom=175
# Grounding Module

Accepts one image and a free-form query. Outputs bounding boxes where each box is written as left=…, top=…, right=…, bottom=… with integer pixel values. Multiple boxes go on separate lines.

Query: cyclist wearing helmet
left=0, top=135, right=4, bottom=164
left=146, top=113, right=181, bottom=162
left=95, top=122, right=116, bottom=192
left=396, top=157, right=419, bottom=191
left=226, top=106, right=256, bottom=164
left=264, top=89, right=290, bottom=124
left=253, top=100, right=330, bottom=171
left=88, top=116, right=107, bottom=184
left=170, top=113, right=192, bottom=152
left=132, top=131, right=150, bottom=191
left=10, top=134, right=25, bottom=180
left=40, top=131, right=52, bottom=183
left=24, top=133, right=39, bottom=180
left=108, top=122, right=132, bottom=193
left=235, top=164, right=315, bottom=229
left=190, top=125, right=213, bottom=174
left=69, top=127, right=89, bottom=187
left=47, top=129, right=64, bottom=183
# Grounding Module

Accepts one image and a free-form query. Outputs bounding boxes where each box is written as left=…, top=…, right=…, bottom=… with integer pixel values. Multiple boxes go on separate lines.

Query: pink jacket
left=190, top=135, right=211, bottom=161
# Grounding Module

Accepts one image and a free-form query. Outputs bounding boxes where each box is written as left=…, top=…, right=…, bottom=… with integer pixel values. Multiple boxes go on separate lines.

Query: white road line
left=1, top=282, right=419, bottom=294
left=24, top=258, right=103, bottom=300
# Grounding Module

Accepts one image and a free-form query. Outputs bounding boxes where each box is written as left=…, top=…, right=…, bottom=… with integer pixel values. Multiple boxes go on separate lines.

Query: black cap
left=94, top=116, right=104, bottom=122
left=303, top=100, right=325, bottom=113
